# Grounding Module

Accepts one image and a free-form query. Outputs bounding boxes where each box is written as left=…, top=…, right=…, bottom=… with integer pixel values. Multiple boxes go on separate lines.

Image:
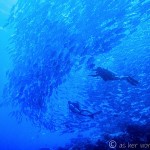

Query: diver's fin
left=126, top=76, right=139, bottom=86
left=89, top=111, right=102, bottom=119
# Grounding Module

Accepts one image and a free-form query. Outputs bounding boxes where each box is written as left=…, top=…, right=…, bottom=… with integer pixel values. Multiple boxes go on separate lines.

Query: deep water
left=0, top=0, right=150, bottom=150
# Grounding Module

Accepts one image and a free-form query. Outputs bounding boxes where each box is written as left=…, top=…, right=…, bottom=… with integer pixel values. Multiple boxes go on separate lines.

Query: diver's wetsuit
left=68, top=101, right=101, bottom=118
left=89, top=67, right=139, bottom=86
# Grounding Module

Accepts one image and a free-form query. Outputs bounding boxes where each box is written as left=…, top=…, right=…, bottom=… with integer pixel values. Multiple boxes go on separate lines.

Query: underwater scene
left=0, top=0, right=150, bottom=149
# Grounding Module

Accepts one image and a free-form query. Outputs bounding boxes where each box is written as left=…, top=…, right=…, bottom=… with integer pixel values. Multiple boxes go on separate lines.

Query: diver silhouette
left=89, top=67, right=139, bottom=86
left=68, top=101, right=101, bottom=118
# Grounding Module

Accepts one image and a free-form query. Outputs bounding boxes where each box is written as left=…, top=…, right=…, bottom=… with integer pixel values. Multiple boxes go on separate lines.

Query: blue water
left=0, top=0, right=150, bottom=149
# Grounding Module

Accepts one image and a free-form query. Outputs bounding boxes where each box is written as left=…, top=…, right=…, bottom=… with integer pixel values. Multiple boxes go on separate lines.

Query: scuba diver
left=89, top=67, right=139, bottom=86
left=68, top=101, right=101, bottom=119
